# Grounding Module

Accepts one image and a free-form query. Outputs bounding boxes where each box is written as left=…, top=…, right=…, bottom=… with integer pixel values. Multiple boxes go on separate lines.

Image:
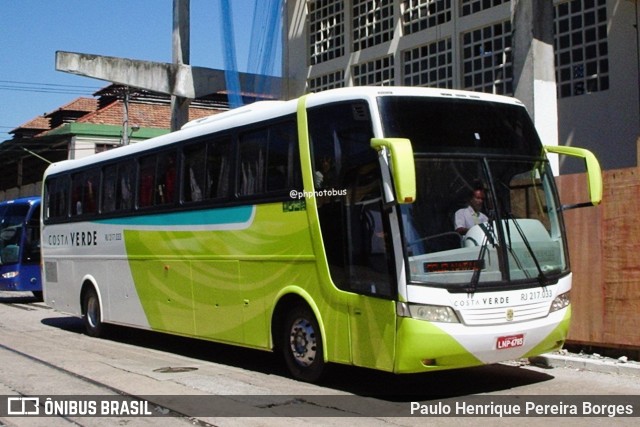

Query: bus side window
left=83, top=170, right=98, bottom=214
left=71, top=169, right=98, bottom=216
left=267, top=122, right=297, bottom=192
left=118, top=160, right=134, bottom=210
left=159, top=152, right=177, bottom=205
left=183, top=143, right=207, bottom=202
left=138, top=152, right=177, bottom=207
left=24, top=208, right=41, bottom=263
left=238, top=122, right=297, bottom=198
left=206, top=138, right=232, bottom=199
left=239, top=130, right=268, bottom=196
left=102, top=164, right=118, bottom=213
left=71, top=173, right=83, bottom=215
left=183, top=138, right=232, bottom=203
left=138, top=155, right=156, bottom=207
left=44, top=175, right=70, bottom=221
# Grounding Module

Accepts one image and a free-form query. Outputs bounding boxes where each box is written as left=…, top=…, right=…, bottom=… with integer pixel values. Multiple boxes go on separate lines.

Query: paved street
left=0, top=291, right=639, bottom=426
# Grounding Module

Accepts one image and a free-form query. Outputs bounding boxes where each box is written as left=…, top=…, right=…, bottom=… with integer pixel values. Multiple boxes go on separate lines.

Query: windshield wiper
left=466, top=222, right=495, bottom=294
left=504, top=212, right=548, bottom=287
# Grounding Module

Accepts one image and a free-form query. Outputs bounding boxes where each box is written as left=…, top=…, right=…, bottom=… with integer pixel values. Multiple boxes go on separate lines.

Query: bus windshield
left=378, top=96, right=567, bottom=289
left=0, top=204, right=30, bottom=266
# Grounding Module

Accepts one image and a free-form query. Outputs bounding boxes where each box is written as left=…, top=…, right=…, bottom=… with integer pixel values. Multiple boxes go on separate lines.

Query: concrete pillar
left=171, top=0, right=191, bottom=131
left=511, top=0, right=559, bottom=172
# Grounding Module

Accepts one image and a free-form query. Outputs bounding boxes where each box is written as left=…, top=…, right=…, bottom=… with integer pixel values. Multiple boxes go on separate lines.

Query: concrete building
left=284, top=0, right=640, bottom=172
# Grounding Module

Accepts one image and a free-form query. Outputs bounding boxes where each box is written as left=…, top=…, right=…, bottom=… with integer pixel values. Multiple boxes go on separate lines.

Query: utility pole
left=171, top=0, right=191, bottom=131
left=122, top=87, right=130, bottom=145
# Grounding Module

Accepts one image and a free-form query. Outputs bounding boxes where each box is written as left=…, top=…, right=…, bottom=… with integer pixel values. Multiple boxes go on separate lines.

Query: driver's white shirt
left=455, top=206, right=488, bottom=230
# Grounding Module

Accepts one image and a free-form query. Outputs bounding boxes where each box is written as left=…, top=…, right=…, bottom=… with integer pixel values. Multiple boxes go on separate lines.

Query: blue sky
left=0, top=0, right=281, bottom=140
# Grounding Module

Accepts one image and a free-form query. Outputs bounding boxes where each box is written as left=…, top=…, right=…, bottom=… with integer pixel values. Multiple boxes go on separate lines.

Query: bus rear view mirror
left=371, top=138, right=416, bottom=204
left=544, top=145, right=603, bottom=210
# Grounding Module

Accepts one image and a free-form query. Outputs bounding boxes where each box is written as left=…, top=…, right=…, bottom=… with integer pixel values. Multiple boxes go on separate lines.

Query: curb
left=530, top=353, right=640, bottom=377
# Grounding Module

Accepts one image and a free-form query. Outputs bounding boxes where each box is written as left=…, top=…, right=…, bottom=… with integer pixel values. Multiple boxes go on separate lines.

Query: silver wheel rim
left=289, top=317, right=317, bottom=367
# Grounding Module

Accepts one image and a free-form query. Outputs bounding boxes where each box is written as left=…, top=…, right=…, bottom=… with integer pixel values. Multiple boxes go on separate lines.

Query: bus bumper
left=0, top=266, right=41, bottom=292
left=393, top=306, right=571, bottom=373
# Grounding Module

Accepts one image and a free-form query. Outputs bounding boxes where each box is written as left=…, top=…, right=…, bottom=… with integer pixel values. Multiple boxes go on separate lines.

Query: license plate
left=496, top=334, right=524, bottom=349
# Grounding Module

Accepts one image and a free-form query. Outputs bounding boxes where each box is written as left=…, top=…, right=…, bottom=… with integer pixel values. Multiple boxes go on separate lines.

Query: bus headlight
left=1, top=271, right=19, bottom=279
left=398, top=302, right=460, bottom=323
left=549, top=291, right=570, bottom=313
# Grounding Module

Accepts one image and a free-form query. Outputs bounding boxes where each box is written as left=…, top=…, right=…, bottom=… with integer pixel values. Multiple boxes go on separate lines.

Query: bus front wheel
left=82, top=288, right=103, bottom=338
left=282, top=305, right=325, bottom=382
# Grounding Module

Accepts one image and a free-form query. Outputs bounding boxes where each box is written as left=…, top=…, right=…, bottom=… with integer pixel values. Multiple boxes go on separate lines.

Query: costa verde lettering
left=453, top=296, right=510, bottom=307
left=47, top=231, right=98, bottom=247
left=71, top=231, right=98, bottom=246
left=48, top=234, right=69, bottom=246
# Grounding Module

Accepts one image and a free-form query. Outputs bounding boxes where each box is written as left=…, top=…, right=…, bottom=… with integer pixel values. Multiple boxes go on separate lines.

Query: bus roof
left=181, top=100, right=288, bottom=129
left=303, top=86, right=524, bottom=109
left=0, top=196, right=40, bottom=206
left=43, top=86, right=525, bottom=177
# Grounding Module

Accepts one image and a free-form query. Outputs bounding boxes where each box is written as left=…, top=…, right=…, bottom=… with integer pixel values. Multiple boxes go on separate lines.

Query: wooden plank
left=557, top=173, right=604, bottom=344
left=557, top=168, right=640, bottom=349
left=601, top=168, right=640, bottom=347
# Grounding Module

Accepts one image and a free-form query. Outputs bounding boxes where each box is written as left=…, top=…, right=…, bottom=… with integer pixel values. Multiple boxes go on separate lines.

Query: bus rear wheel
left=82, top=288, right=103, bottom=337
left=282, top=305, right=325, bottom=382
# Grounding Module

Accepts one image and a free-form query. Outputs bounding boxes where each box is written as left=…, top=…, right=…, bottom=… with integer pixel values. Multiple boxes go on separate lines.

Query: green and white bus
left=41, top=87, right=602, bottom=382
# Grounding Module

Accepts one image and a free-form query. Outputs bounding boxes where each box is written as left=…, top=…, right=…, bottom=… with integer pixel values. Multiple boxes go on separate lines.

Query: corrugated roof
left=10, top=95, right=224, bottom=139
left=49, top=97, right=98, bottom=114
left=13, top=115, right=50, bottom=132
left=76, top=100, right=221, bottom=128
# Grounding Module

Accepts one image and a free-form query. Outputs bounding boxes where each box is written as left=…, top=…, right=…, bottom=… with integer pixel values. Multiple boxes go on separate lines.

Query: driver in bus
left=454, top=187, right=489, bottom=235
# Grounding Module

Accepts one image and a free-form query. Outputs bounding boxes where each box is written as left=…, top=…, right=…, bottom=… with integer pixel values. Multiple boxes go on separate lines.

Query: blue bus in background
left=0, top=197, right=42, bottom=300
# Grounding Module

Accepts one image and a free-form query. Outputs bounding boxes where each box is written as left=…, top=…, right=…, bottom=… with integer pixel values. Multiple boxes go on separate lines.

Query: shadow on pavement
left=41, top=316, right=555, bottom=401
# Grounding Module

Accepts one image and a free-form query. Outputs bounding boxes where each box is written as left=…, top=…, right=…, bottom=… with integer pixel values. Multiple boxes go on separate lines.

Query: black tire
left=282, top=305, right=325, bottom=382
left=82, top=288, right=104, bottom=338
left=32, top=291, right=43, bottom=301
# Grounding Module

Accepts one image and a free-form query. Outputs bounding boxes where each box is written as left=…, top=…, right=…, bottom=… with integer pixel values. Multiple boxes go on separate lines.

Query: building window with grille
left=401, top=0, right=451, bottom=35
left=460, top=0, right=508, bottom=17
left=403, top=38, right=453, bottom=88
left=554, top=0, right=609, bottom=98
left=308, top=70, right=345, bottom=92
left=353, top=56, right=395, bottom=86
left=352, top=0, right=395, bottom=51
left=309, top=0, right=345, bottom=65
left=461, top=20, right=513, bottom=95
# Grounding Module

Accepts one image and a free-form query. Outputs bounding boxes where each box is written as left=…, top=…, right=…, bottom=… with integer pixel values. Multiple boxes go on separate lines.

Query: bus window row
left=44, top=119, right=300, bottom=223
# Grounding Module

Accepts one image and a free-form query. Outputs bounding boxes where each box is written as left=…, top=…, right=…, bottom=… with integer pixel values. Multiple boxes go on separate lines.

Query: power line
left=0, top=86, right=91, bottom=95
left=0, top=79, right=100, bottom=89
left=0, top=80, right=103, bottom=137
left=0, top=79, right=101, bottom=95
